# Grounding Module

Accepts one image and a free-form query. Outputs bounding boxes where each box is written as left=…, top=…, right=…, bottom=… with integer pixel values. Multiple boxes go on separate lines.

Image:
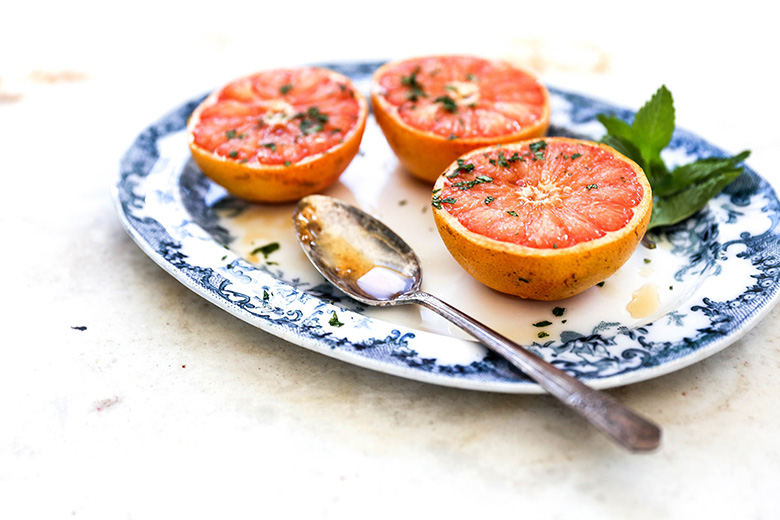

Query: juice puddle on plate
left=627, top=283, right=661, bottom=319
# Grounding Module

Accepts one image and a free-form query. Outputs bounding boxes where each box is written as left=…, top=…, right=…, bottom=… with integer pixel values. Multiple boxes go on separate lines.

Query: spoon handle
left=409, top=290, right=661, bottom=452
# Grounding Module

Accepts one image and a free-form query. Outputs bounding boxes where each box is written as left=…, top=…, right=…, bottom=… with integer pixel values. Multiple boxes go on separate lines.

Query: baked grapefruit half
left=187, top=67, right=368, bottom=203
left=432, top=137, right=652, bottom=300
left=372, top=55, right=550, bottom=183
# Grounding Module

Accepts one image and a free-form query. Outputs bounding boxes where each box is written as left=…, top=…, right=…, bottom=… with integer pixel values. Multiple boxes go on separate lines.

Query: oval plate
left=113, top=61, right=780, bottom=393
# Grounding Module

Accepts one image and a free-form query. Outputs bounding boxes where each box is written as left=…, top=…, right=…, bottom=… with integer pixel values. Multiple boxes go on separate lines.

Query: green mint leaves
left=597, top=85, right=750, bottom=230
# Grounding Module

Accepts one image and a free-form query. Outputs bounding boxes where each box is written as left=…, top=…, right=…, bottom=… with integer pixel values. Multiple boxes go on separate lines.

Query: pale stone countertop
left=1, top=1, right=779, bottom=518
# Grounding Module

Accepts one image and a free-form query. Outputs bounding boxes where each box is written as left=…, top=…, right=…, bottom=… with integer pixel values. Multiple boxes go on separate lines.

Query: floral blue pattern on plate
left=113, top=61, right=780, bottom=393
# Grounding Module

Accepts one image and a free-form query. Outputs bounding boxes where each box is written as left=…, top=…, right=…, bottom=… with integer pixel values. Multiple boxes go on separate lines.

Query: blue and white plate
left=113, top=61, right=780, bottom=393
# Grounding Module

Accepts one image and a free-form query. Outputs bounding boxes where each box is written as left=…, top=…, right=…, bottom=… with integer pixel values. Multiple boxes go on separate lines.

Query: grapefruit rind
left=371, top=55, right=550, bottom=183
left=187, top=68, right=368, bottom=203
left=432, top=138, right=652, bottom=301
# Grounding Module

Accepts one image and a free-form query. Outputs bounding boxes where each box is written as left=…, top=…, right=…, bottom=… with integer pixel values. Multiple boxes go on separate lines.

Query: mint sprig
left=597, top=85, right=750, bottom=230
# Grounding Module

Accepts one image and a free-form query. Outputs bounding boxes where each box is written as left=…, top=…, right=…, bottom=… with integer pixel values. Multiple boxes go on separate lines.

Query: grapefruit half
left=187, top=67, right=368, bottom=203
left=371, top=55, right=550, bottom=183
left=432, top=137, right=652, bottom=300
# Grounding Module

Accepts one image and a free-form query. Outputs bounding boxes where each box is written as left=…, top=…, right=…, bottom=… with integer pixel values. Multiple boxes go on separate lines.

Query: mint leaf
left=654, top=151, right=750, bottom=197
left=596, top=113, right=633, bottom=142
left=600, top=133, right=641, bottom=169
left=649, top=168, right=742, bottom=229
left=596, top=86, right=674, bottom=184
left=632, top=85, right=675, bottom=172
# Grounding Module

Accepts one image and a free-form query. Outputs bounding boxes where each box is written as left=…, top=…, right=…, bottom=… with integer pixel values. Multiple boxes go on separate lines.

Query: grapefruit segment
left=371, top=55, right=550, bottom=182
left=187, top=67, right=368, bottom=203
left=432, top=137, right=652, bottom=300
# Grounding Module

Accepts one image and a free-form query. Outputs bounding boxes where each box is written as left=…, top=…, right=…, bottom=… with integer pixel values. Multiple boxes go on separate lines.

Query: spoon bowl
left=294, top=194, right=661, bottom=452
left=293, top=194, right=422, bottom=305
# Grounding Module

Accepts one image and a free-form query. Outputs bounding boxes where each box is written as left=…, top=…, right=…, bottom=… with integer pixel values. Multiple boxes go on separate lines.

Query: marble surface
left=2, top=1, right=779, bottom=518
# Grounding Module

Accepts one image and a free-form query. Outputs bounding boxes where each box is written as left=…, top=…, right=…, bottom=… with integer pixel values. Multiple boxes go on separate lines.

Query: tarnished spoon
left=293, top=194, right=661, bottom=452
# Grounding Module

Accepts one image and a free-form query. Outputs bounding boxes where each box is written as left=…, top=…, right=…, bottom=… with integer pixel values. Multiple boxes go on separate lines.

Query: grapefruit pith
left=371, top=55, right=550, bottom=183
left=432, top=137, right=652, bottom=300
left=187, top=67, right=368, bottom=203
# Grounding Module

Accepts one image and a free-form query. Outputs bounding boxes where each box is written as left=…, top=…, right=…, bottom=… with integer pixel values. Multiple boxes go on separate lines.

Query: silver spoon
left=293, top=194, right=661, bottom=452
